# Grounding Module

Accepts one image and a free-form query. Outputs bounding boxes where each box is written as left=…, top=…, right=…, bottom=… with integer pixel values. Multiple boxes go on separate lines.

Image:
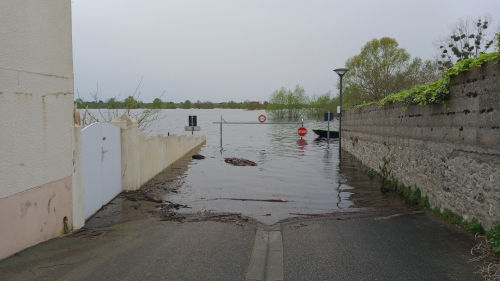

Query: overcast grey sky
left=72, top=0, right=500, bottom=102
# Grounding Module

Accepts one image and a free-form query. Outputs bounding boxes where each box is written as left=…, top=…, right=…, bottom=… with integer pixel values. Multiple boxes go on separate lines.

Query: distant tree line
left=266, top=85, right=338, bottom=120
left=75, top=96, right=267, bottom=110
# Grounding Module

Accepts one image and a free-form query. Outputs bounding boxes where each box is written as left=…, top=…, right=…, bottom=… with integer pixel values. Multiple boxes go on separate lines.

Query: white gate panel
left=82, top=123, right=121, bottom=219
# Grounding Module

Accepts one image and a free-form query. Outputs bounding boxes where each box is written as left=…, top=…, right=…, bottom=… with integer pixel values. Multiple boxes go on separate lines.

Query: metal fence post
left=220, top=115, right=223, bottom=150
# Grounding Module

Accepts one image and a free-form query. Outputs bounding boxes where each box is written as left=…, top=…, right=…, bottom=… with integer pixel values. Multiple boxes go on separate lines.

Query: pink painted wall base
left=0, top=176, right=73, bottom=259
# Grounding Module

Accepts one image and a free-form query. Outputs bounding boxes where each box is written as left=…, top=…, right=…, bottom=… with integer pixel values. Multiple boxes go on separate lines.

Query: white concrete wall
left=81, top=123, right=122, bottom=219
left=0, top=0, right=74, bottom=198
left=0, top=0, right=74, bottom=259
left=112, top=115, right=206, bottom=191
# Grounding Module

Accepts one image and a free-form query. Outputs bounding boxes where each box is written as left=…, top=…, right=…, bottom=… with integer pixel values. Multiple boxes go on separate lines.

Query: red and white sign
left=258, top=114, right=267, bottom=123
left=297, top=126, right=307, bottom=136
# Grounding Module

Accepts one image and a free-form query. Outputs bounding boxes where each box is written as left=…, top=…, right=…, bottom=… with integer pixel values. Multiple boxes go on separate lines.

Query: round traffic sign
left=258, top=114, right=266, bottom=123
left=297, top=126, right=307, bottom=136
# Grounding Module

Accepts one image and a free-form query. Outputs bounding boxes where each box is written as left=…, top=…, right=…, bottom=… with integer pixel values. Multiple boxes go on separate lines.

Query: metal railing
left=212, top=116, right=304, bottom=150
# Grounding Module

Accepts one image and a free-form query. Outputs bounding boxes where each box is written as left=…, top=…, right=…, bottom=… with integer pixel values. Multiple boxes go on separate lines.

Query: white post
left=327, top=112, right=330, bottom=139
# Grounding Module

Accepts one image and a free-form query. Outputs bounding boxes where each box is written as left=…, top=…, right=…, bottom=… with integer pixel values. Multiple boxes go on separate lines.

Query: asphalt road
left=282, top=212, right=481, bottom=281
left=0, top=211, right=482, bottom=281
left=0, top=219, right=256, bottom=281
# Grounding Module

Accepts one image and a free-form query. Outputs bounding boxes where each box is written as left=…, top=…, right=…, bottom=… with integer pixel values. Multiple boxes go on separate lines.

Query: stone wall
left=342, top=61, right=500, bottom=228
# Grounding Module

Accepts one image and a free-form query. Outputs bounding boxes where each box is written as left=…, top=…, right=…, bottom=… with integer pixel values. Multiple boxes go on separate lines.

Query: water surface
left=144, top=109, right=406, bottom=224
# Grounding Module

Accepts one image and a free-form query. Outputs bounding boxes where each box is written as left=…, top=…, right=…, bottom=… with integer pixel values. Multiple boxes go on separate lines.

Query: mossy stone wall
left=342, top=61, right=500, bottom=228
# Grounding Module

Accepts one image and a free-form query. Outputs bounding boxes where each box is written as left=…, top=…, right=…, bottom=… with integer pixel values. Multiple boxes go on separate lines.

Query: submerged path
left=0, top=209, right=481, bottom=281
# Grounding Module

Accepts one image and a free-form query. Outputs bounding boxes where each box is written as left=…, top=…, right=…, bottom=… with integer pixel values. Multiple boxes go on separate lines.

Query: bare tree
left=437, top=16, right=496, bottom=70
left=77, top=78, right=163, bottom=132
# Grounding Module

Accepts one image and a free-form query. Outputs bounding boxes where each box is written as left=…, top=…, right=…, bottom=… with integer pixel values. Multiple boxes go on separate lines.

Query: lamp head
left=334, top=68, right=349, bottom=77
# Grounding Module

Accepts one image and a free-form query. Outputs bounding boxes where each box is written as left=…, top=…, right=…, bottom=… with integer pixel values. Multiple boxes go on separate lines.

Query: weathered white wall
left=0, top=0, right=74, bottom=198
left=72, top=126, right=85, bottom=229
left=0, top=0, right=74, bottom=259
left=112, top=115, right=206, bottom=191
left=81, top=123, right=122, bottom=219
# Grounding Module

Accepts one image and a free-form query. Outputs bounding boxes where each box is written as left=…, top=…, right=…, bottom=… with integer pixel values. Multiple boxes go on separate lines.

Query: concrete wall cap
left=111, top=115, right=138, bottom=129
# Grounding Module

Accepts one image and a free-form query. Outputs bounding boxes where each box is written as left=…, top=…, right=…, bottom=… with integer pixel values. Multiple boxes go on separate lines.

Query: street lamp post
left=333, top=68, right=349, bottom=161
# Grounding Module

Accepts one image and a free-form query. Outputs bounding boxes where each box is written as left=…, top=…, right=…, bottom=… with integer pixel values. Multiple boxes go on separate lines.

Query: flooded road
left=145, top=109, right=408, bottom=224
left=1, top=109, right=481, bottom=281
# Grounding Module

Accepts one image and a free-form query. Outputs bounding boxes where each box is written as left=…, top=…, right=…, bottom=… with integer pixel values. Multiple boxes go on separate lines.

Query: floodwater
left=144, top=109, right=407, bottom=224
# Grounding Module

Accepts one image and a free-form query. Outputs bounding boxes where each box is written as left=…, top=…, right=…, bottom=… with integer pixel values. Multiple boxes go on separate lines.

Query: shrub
left=487, top=221, right=500, bottom=253
left=409, top=188, right=422, bottom=205
left=365, top=168, right=378, bottom=179
left=439, top=209, right=464, bottom=226
left=418, top=196, right=430, bottom=209
left=497, top=32, right=500, bottom=51
left=465, top=218, right=485, bottom=235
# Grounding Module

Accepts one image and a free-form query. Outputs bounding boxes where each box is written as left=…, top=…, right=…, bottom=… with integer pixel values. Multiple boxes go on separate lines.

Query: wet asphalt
left=0, top=219, right=255, bottom=281
left=0, top=209, right=482, bottom=281
left=282, top=212, right=480, bottom=281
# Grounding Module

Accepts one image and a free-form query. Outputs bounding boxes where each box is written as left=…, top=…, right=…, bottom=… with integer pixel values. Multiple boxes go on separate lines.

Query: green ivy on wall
left=353, top=44, right=500, bottom=110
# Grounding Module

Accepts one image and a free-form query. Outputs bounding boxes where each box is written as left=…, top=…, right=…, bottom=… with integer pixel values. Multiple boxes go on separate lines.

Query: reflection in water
left=315, top=138, right=343, bottom=209
left=297, top=138, right=307, bottom=147
left=297, top=139, right=307, bottom=156
left=338, top=153, right=406, bottom=209
left=267, top=123, right=304, bottom=158
left=257, top=149, right=267, bottom=165
left=127, top=109, right=410, bottom=224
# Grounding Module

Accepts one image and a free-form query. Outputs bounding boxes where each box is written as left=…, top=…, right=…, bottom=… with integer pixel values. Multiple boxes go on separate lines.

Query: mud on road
left=84, top=159, right=257, bottom=229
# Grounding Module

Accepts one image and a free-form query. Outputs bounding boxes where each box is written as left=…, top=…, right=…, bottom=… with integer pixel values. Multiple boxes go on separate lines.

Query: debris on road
left=124, top=192, right=163, bottom=203
left=471, top=235, right=500, bottom=281
left=212, top=198, right=288, bottom=203
left=159, top=201, right=190, bottom=210
left=188, top=211, right=254, bottom=227
left=289, top=213, right=327, bottom=217
left=373, top=211, right=424, bottom=220
left=101, top=152, right=257, bottom=227
left=158, top=211, right=186, bottom=222
left=224, top=158, right=257, bottom=166
left=153, top=201, right=190, bottom=222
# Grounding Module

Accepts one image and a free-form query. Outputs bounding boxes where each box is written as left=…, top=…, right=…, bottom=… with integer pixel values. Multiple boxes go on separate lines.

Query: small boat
left=312, top=129, right=339, bottom=138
